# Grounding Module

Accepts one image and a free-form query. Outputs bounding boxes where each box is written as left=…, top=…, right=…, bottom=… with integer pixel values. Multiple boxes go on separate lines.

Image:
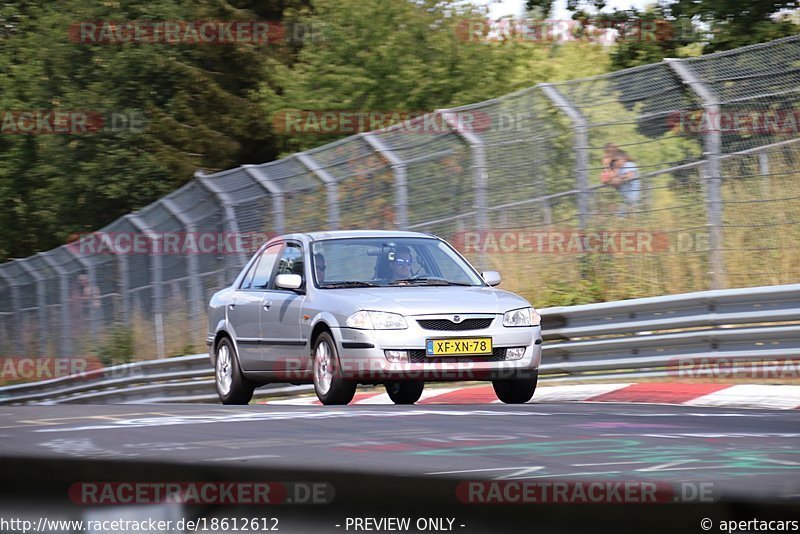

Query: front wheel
left=215, top=337, right=255, bottom=405
left=313, top=332, right=357, bottom=405
left=385, top=381, right=424, bottom=404
left=492, top=372, right=538, bottom=404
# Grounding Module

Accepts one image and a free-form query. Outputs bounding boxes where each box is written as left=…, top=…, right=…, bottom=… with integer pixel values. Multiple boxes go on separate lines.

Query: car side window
left=275, top=242, right=304, bottom=279
left=240, top=257, right=259, bottom=289
left=244, top=243, right=282, bottom=290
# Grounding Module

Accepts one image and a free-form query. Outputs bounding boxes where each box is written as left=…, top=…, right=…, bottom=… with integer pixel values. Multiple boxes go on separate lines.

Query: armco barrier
left=1, top=283, right=798, bottom=404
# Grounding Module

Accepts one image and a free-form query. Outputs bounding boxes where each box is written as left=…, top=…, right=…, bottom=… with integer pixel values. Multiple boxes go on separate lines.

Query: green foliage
left=0, top=0, right=304, bottom=261
left=539, top=275, right=606, bottom=307
left=563, top=0, right=799, bottom=70
left=669, top=0, right=799, bottom=54
left=260, top=0, right=519, bottom=154
left=95, top=325, right=134, bottom=367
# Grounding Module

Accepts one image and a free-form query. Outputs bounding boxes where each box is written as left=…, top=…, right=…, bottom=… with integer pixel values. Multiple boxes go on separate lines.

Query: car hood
left=325, top=286, right=530, bottom=316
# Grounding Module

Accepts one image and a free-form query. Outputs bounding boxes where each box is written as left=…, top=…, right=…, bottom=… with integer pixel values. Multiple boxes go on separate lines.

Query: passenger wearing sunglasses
left=389, top=246, right=413, bottom=281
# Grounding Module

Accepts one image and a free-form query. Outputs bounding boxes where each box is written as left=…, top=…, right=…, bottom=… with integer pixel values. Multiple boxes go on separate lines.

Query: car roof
left=302, top=230, right=437, bottom=241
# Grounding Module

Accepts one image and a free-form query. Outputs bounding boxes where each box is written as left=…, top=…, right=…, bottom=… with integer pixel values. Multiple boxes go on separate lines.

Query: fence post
left=15, top=260, right=48, bottom=357
left=242, top=165, right=286, bottom=235
left=0, top=267, right=23, bottom=354
left=666, top=58, right=726, bottom=290
left=194, top=171, right=250, bottom=280
left=127, top=213, right=164, bottom=360
left=297, top=153, right=340, bottom=230
left=117, top=252, right=130, bottom=326
left=362, top=132, right=408, bottom=229
left=161, top=198, right=205, bottom=347
left=538, top=83, right=590, bottom=230
left=65, top=251, right=100, bottom=348
left=758, top=150, right=770, bottom=176
left=38, top=252, right=72, bottom=358
left=440, top=109, right=489, bottom=269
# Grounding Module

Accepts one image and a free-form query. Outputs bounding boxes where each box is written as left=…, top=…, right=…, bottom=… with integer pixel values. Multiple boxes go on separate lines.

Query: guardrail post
left=297, top=153, right=340, bottom=230
left=362, top=132, right=409, bottom=229
left=242, top=165, right=286, bottom=235
left=538, top=84, right=591, bottom=230
left=160, top=198, right=205, bottom=347
left=38, top=252, right=72, bottom=357
left=194, top=171, right=250, bottom=280
left=440, top=109, right=489, bottom=269
left=666, top=59, right=726, bottom=290
left=127, top=214, right=165, bottom=360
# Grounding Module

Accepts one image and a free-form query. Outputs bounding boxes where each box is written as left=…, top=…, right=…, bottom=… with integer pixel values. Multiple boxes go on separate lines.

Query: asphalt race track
left=1, top=402, right=799, bottom=533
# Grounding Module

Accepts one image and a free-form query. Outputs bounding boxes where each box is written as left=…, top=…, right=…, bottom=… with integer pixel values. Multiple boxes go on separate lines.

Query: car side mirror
left=275, top=273, right=303, bottom=290
left=482, top=270, right=501, bottom=286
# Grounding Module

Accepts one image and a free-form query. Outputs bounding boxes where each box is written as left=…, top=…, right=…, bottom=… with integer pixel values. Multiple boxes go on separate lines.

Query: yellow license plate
left=426, top=337, right=493, bottom=356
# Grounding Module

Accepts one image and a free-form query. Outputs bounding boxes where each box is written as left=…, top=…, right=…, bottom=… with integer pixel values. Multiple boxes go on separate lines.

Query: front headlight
left=503, top=307, right=540, bottom=327
left=345, top=310, right=408, bottom=330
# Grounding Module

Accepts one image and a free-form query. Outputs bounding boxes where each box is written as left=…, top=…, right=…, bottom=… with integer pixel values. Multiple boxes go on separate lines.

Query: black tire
left=385, top=381, right=425, bottom=404
left=312, top=331, right=357, bottom=405
left=215, top=337, right=255, bottom=405
left=492, top=372, right=538, bottom=404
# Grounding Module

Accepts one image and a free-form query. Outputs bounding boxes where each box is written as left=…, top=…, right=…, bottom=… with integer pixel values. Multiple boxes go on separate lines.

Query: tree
left=259, top=0, right=519, bottom=154
left=669, top=0, right=799, bottom=53
left=556, top=0, right=798, bottom=70
left=0, top=0, right=305, bottom=261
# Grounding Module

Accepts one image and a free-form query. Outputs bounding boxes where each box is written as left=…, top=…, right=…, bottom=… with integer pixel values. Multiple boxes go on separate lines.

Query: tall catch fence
left=1, top=36, right=799, bottom=359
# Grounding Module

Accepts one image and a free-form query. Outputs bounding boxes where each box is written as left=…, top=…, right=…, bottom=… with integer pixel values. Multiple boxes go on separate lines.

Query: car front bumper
left=333, top=318, right=542, bottom=382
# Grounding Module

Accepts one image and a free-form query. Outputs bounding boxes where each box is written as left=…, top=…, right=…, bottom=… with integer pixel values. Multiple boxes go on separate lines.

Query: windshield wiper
left=389, top=277, right=472, bottom=286
left=319, top=281, right=379, bottom=288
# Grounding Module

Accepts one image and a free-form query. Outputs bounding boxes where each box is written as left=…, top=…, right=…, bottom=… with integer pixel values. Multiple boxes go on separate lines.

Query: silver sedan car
left=207, top=230, right=542, bottom=405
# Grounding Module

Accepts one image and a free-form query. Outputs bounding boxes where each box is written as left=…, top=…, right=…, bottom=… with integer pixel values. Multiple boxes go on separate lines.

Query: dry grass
left=487, top=156, right=800, bottom=308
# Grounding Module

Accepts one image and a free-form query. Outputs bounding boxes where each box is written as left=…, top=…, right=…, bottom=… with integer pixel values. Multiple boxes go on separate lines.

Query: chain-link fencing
left=1, top=35, right=799, bottom=360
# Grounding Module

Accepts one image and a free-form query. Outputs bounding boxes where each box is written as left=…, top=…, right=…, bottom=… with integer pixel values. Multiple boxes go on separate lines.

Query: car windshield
left=311, top=237, right=484, bottom=288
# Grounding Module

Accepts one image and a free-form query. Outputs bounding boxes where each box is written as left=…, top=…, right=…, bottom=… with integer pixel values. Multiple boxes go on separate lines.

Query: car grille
left=416, top=318, right=494, bottom=331
left=408, top=347, right=508, bottom=363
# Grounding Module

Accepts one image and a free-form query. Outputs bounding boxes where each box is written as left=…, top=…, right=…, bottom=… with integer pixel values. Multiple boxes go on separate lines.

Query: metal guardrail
left=1, top=283, right=798, bottom=405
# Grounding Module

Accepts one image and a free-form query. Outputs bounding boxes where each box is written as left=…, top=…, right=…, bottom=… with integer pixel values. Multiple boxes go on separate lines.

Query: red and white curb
left=261, top=382, right=800, bottom=410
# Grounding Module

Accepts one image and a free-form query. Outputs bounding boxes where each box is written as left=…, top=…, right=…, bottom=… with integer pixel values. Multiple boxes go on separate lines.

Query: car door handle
left=228, top=303, right=235, bottom=310
left=263, top=300, right=273, bottom=310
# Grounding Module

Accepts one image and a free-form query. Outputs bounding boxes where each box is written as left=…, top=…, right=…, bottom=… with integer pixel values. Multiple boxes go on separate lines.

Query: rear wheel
left=215, top=337, right=255, bottom=405
left=313, top=332, right=357, bottom=405
left=492, top=372, right=538, bottom=404
left=385, top=381, right=424, bottom=404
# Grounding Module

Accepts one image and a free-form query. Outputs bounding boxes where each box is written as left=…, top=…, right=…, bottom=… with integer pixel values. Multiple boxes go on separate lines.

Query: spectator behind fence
left=601, top=147, right=641, bottom=217
left=601, top=143, right=619, bottom=176
left=616, top=151, right=641, bottom=215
